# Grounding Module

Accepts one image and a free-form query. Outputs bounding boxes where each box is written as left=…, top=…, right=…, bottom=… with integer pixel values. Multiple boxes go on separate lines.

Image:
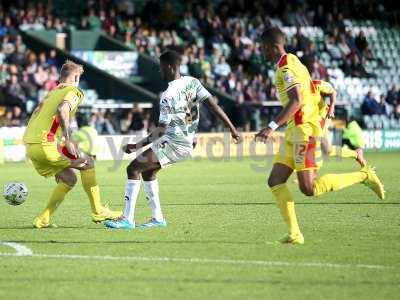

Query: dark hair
left=261, top=27, right=286, bottom=45
left=159, top=50, right=181, bottom=67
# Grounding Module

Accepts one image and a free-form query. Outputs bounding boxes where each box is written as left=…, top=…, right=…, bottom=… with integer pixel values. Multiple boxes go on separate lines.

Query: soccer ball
left=3, top=182, right=28, bottom=206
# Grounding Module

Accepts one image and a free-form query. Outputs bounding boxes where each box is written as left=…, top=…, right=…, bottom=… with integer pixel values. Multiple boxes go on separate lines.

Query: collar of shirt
left=168, top=76, right=183, bottom=86
left=276, top=53, right=287, bottom=68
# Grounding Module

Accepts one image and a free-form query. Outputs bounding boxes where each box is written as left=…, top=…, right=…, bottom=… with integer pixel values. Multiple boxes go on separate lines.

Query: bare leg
left=127, top=148, right=161, bottom=180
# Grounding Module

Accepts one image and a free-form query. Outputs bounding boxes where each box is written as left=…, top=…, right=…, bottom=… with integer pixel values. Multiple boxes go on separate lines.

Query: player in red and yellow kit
left=23, top=60, right=120, bottom=228
left=313, top=79, right=366, bottom=166
left=255, top=27, right=385, bottom=244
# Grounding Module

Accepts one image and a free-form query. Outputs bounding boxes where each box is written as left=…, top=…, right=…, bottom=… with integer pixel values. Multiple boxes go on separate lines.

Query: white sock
left=122, top=179, right=141, bottom=224
left=143, top=179, right=164, bottom=221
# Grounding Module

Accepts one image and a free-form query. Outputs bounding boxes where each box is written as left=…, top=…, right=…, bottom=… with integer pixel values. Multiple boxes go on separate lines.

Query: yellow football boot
left=279, top=232, right=304, bottom=245
left=361, top=165, right=385, bottom=200
left=33, top=216, right=57, bottom=229
left=92, top=207, right=122, bottom=223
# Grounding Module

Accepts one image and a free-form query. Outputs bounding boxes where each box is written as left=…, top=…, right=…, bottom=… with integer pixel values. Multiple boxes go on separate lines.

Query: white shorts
left=151, top=136, right=192, bottom=168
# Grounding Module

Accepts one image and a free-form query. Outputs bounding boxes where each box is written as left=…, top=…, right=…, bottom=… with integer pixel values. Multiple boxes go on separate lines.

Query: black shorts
left=342, top=138, right=357, bottom=150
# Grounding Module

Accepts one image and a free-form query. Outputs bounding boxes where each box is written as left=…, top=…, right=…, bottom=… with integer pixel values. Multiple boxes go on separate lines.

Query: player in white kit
left=105, top=50, right=241, bottom=229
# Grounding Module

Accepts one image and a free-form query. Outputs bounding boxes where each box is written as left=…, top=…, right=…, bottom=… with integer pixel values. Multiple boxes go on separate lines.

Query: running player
left=105, top=50, right=241, bottom=229
left=313, top=79, right=366, bottom=166
left=255, top=27, right=384, bottom=244
left=23, top=60, right=120, bottom=228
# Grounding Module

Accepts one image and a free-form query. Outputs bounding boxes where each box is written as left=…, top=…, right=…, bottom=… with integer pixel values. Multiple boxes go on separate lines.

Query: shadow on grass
left=3, top=239, right=266, bottom=245
left=0, top=226, right=102, bottom=230
left=2, top=275, right=399, bottom=286
left=164, top=202, right=399, bottom=206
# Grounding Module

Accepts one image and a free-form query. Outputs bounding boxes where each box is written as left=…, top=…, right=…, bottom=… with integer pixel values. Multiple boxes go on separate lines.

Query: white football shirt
left=159, top=76, right=212, bottom=147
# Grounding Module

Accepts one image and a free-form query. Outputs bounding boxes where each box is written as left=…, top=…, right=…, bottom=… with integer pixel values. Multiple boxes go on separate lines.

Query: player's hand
left=64, top=139, right=79, bottom=158
left=231, top=130, right=242, bottom=144
left=123, top=143, right=137, bottom=154
left=254, top=127, right=273, bottom=143
left=327, top=105, right=335, bottom=118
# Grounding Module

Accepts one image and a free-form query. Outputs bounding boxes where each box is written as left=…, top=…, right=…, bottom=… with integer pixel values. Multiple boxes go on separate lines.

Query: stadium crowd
left=76, top=0, right=399, bottom=129
left=0, top=0, right=400, bottom=131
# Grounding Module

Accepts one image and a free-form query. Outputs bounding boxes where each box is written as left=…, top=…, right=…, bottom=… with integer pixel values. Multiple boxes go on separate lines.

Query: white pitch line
left=0, top=250, right=394, bottom=271
left=0, top=241, right=33, bottom=256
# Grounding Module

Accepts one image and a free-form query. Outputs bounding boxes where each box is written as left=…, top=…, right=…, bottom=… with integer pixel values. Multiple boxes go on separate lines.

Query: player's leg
left=70, top=156, right=121, bottom=222
left=296, top=138, right=384, bottom=199
left=320, top=122, right=366, bottom=166
left=327, top=145, right=366, bottom=165
left=320, top=137, right=331, bottom=156
left=34, top=168, right=77, bottom=228
left=139, top=168, right=167, bottom=228
left=341, top=138, right=367, bottom=167
left=268, top=140, right=304, bottom=244
left=105, top=148, right=161, bottom=229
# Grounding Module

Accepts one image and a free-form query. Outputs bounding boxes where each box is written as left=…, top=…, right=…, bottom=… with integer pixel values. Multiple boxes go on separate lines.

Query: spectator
left=120, top=111, right=132, bottom=133
left=98, top=110, right=118, bottom=134
left=361, top=91, right=386, bottom=116
left=341, top=54, right=374, bottom=78
left=33, top=66, right=49, bottom=87
left=79, top=17, right=90, bottom=30
left=9, top=106, right=25, bottom=126
left=5, top=74, right=26, bottom=110
left=309, top=57, right=329, bottom=81
left=127, top=104, right=146, bottom=136
left=47, top=49, right=58, bottom=67
left=87, top=8, right=101, bottom=30
left=188, top=54, right=203, bottom=78
left=25, top=51, right=38, bottom=75
left=213, top=56, right=231, bottom=77
left=44, top=65, right=58, bottom=90
left=6, top=41, right=26, bottom=66
left=37, top=51, right=49, bottom=70
left=337, top=34, right=352, bottom=59
left=355, top=31, right=372, bottom=59
left=294, top=27, right=310, bottom=52
left=393, top=103, right=400, bottom=120
left=326, top=36, right=342, bottom=60
left=385, top=85, right=399, bottom=107
left=20, top=71, right=38, bottom=104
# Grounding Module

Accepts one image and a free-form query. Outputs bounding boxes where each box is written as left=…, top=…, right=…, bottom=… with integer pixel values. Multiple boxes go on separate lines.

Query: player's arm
left=321, top=88, right=337, bottom=118
left=57, top=100, right=79, bottom=157
left=204, top=96, right=241, bottom=143
left=123, top=124, right=167, bottom=153
left=255, top=85, right=302, bottom=142
left=123, top=97, right=170, bottom=153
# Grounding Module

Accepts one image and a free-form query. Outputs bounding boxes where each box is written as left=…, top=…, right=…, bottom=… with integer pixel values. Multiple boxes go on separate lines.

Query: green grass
left=0, top=152, right=399, bottom=299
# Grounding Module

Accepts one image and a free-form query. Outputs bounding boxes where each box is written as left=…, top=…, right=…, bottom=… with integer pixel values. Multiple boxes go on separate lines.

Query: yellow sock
left=81, top=168, right=103, bottom=214
left=38, top=182, right=72, bottom=222
left=313, top=171, right=367, bottom=196
left=329, top=146, right=357, bottom=159
left=270, top=184, right=301, bottom=236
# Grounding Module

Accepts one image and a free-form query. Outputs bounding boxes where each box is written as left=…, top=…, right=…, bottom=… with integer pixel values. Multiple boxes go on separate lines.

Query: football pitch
left=0, top=152, right=399, bottom=299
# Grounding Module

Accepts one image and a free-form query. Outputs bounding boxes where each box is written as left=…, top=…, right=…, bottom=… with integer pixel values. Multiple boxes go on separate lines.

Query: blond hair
left=60, top=60, right=84, bottom=81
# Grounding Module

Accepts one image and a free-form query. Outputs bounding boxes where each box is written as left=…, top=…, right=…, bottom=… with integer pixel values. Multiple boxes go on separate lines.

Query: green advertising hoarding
left=363, top=130, right=400, bottom=151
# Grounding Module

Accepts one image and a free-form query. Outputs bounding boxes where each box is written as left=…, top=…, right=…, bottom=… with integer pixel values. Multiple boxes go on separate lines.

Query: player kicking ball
left=255, top=27, right=385, bottom=245
left=23, top=61, right=120, bottom=228
left=105, top=50, right=241, bottom=229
